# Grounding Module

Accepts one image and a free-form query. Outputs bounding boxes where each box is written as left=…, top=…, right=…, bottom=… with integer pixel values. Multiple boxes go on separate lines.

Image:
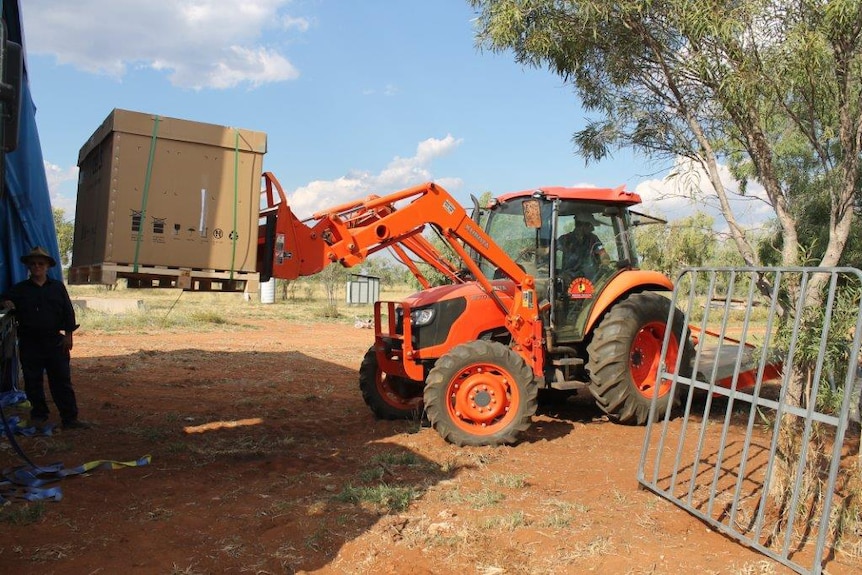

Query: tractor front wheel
left=424, top=340, right=537, bottom=446
left=585, top=292, right=692, bottom=425
left=359, top=346, right=424, bottom=420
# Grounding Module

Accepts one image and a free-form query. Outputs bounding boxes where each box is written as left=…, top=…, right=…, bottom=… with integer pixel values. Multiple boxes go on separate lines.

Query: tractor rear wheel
left=585, top=292, right=692, bottom=425
left=359, top=346, right=424, bottom=420
left=424, top=340, right=537, bottom=446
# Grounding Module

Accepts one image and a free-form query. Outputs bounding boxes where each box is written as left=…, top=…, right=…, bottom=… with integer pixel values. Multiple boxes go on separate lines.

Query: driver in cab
left=559, top=213, right=610, bottom=279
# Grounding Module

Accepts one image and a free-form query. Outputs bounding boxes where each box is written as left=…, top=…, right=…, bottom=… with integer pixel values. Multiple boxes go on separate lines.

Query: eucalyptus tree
left=469, top=0, right=862, bottom=411
left=468, top=0, right=861, bottom=289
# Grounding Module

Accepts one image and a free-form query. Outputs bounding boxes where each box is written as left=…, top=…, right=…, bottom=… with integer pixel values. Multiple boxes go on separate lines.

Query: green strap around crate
left=132, top=115, right=161, bottom=273
left=229, top=128, right=239, bottom=281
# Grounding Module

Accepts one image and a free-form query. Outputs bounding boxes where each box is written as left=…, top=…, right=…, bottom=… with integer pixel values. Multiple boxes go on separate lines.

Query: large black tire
left=585, top=292, right=692, bottom=425
left=359, top=346, right=424, bottom=420
left=424, top=340, right=538, bottom=447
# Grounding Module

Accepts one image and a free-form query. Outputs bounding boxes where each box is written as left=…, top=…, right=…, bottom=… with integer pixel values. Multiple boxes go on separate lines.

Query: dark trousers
left=19, top=334, right=78, bottom=423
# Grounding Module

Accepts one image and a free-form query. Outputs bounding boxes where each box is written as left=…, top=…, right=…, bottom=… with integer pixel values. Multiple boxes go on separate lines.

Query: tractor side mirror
left=522, top=199, right=542, bottom=229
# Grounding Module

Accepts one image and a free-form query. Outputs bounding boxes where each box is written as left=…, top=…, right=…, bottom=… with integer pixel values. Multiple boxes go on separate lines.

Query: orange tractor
left=258, top=173, right=692, bottom=446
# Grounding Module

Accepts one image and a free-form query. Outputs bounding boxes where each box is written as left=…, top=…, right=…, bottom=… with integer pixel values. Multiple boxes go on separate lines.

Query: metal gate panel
left=638, top=267, right=862, bottom=575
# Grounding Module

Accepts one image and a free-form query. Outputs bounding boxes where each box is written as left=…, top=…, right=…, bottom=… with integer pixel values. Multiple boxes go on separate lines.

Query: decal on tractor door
left=276, top=233, right=285, bottom=264
left=568, top=277, right=594, bottom=299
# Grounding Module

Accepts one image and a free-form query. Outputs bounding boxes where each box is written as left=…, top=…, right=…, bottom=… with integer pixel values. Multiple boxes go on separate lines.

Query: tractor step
left=552, top=357, right=585, bottom=367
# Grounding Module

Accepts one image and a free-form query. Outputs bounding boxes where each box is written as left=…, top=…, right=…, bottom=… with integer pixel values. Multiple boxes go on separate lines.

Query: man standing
left=0, top=247, right=87, bottom=429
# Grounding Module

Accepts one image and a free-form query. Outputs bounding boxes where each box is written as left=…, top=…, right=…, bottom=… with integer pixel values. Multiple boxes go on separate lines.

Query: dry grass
left=67, top=280, right=418, bottom=333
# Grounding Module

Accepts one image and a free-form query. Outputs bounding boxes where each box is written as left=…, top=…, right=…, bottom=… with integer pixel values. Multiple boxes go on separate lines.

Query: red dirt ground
left=1, top=319, right=860, bottom=574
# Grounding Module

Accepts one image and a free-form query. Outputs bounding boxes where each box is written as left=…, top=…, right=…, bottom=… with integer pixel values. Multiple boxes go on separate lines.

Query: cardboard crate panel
left=71, top=109, right=266, bottom=283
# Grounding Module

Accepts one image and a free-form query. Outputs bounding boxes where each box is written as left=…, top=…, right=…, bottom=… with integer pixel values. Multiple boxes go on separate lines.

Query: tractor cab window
left=480, top=197, right=553, bottom=280
left=553, top=209, right=619, bottom=281
left=552, top=204, right=631, bottom=342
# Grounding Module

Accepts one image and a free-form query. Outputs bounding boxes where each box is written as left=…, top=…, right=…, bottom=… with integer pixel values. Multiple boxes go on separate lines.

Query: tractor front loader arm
left=258, top=173, right=543, bottom=365
left=259, top=172, right=462, bottom=286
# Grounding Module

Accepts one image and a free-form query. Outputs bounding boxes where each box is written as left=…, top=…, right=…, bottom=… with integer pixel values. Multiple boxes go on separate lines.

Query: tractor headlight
left=410, top=307, right=436, bottom=327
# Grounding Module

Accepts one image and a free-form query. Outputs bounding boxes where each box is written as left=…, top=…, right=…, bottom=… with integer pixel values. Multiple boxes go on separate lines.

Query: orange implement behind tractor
left=258, top=173, right=693, bottom=446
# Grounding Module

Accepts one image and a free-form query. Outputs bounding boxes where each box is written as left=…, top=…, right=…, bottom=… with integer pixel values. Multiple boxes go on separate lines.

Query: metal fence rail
left=638, top=267, right=862, bottom=575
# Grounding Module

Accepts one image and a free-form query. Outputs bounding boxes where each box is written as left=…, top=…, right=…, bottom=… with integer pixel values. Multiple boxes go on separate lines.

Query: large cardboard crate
left=70, top=109, right=266, bottom=286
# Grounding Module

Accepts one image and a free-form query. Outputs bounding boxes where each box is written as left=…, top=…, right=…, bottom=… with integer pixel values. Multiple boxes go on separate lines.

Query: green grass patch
left=334, top=483, right=415, bottom=513
left=0, top=501, right=46, bottom=525
left=370, top=451, right=421, bottom=467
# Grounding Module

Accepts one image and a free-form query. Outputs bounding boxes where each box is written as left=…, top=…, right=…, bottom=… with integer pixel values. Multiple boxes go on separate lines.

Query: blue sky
left=21, top=0, right=772, bottom=227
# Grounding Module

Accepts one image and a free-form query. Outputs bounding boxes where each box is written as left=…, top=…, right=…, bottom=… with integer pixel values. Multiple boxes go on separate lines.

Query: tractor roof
left=496, top=185, right=642, bottom=206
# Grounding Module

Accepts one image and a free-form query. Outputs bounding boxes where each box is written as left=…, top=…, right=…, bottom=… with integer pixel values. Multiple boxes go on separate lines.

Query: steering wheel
left=515, top=246, right=537, bottom=263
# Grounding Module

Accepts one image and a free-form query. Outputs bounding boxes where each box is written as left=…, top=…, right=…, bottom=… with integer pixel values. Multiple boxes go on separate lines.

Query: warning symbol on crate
left=213, top=228, right=224, bottom=239
left=229, top=230, right=239, bottom=240
left=130, top=209, right=143, bottom=232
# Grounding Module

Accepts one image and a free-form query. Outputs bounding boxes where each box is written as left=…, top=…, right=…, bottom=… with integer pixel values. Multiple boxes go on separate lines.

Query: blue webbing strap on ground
left=0, top=391, right=56, bottom=468
left=0, top=316, right=152, bottom=504
left=0, top=316, right=55, bottom=467
left=1, top=412, right=56, bottom=437
left=0, top=388, right=26, bottom=407
left=1, top=455, right=152, bottom=503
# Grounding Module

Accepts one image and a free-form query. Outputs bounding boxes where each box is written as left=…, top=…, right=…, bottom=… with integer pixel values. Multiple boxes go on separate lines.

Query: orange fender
left=584, top=270, right=674, bottom=334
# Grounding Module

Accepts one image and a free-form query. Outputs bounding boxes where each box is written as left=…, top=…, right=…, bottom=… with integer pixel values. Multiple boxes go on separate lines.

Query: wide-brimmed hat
left=20, top=246, right=57, bottom=267
left=574, top=212, right=602, bottom=227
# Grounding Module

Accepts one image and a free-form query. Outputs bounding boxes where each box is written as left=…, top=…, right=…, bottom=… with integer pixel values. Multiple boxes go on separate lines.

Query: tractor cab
left=478, top=187, right=642, bottom=343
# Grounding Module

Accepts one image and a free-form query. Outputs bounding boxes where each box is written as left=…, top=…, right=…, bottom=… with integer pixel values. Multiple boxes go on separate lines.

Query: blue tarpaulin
left=0, top=0, right=61, bottom=294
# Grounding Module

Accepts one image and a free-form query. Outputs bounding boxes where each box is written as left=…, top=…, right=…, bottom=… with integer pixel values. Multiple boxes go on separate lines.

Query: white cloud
left=635, top=157, right=774, bottom=230
left=22, top=0, right=306, bottom=89
left=281, top=15, right=311, bottom=32
left=288, top=135, right=463, bottom=218
left=363, top=83, right=400, bottom=97
left=43, top=161, right=79, bottom=218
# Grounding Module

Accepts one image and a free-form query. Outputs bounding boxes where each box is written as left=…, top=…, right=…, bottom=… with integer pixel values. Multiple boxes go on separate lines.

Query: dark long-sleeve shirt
left=0, top=278, right=77, bottom=338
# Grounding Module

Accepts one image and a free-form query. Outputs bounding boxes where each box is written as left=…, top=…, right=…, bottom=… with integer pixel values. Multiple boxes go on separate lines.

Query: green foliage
left=357, top=255, right=413, bottom=286
left=635, top=211, right=716, bottom=277
left=53, top=207, right=74, bottom=268
left=469, top=0, right=862, bottom=272
left=774, top=281, right=862, bottom=409
left=415, top=232, right=462, bottom=288
left=758, top=190, right=862, bottom=268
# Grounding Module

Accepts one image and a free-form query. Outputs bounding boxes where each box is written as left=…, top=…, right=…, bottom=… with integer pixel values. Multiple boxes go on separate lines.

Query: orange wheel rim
left=630, top=321, right=679, bottom=399
left=377, top=373, right=421, bottom=411
left=445, top=363, right=519, bottom=435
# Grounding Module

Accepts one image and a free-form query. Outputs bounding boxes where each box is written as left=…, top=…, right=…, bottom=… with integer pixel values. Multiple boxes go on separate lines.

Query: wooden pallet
left=68, top=263, right=259, bottom=293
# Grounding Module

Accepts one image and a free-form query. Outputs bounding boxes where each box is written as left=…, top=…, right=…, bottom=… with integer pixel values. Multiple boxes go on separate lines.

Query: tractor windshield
left=479, top=197, right=554, bottom=280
